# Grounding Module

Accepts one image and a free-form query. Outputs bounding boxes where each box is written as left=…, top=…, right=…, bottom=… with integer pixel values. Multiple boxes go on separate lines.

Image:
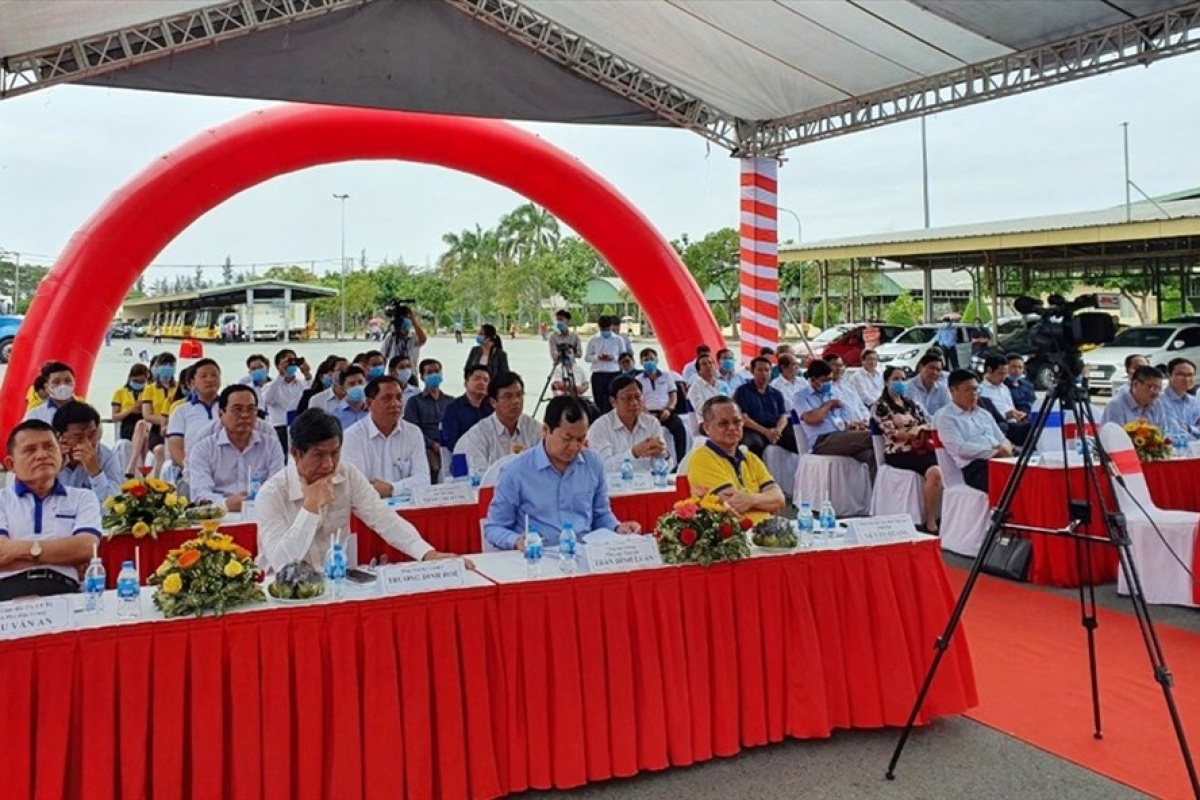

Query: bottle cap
left=122, top=561, right=134, bottom=569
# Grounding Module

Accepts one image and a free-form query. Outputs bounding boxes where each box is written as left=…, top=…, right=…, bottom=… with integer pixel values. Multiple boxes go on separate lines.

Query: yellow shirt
left=111, top=385, right=144, bottom=414
left=686, top=442, right=777, bottom=523
left=25, top=387, right=40, bottom=410
left=140, top=382, right=180, bottom=419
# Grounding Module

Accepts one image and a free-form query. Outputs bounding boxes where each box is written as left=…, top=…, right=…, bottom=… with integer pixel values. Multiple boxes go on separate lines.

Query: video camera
left=384, top=298, right=418, bottom=330
left=1013, top=293, right=1117, bottom=376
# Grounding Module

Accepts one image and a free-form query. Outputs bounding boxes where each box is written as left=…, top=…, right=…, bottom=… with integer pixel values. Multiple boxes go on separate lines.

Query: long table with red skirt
left=987, top=460, right=1120, bottom=587
left=0, top=537, right=976, bottom=800
left=100, top=522, right=259, bottom=588
left=353, top=480, right=691, bottom=564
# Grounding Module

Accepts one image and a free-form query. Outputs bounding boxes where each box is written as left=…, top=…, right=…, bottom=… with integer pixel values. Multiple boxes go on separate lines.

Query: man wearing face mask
left=715, top=349, right=747, bottom=393
left=585, top=315, right=624, bottom=414
left=796, top=359, right=876, bottom=480
left=238, top=354, right=272, bottom=402
left=138, top=354, right=181, bottom=478
left=389, top=354, right=421, bottom=406
left=380, top=303, right=427, bottom=365
left=547, top=308, right=582, bottom=366
left=52, top=402, right=125, bottom=504
left=25, top=362, right=82, bottom=424
left=405, top=359, right=455, bottom=482
left=262, top=348, right=312, bottom=457
left=333, top=366, right=370, bottom=429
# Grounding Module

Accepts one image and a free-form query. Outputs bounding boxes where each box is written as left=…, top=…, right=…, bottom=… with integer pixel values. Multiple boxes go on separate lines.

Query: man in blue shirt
left=333, top=365, right=369, bottom=430
left=936, top=319, right=959, bottom=368
left=1158, top=358, right=1200, bottom=438
left=907, top=353, right=951, bottom=416
left=1100, top=365, right=1167, bottom=430
left=51, top=401, right=124, bottom=504
left=439, top=365, right=493, bottom=450
left=795, top=359, right=875, bottom=480
left=1004, top=354, right=1038, bottom=415
left=934, top=369, right=1013, bottom=492
left=733, top=356, right=794, bottom=455
left=484, top=397, right=641, bottom=550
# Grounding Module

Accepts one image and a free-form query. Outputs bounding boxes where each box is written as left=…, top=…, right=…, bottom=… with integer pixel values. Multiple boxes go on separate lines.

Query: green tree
left=712, top=303, right=730, bottom=328
left=261, top=265, right=319, bottom=285
left=1096, top=275, right=1155, bottom=323
left=811, top=300, right=840, bottom=328
left=885, top=291, right=922, bottom=328
left=222, top=255, right=234, bottom=286
left=676, top=228, right=740, bottom=335
left=962, top=298, right=991, bottom=324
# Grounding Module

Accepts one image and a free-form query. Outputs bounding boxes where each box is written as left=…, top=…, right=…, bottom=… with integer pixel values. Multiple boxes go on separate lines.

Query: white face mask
left=49, top=384, right=75, bottom=402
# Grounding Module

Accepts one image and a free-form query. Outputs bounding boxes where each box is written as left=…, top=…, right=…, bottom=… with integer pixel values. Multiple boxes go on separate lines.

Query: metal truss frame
left=3, top=0, right=1200, bottom=158
left=0, top=0, right=368, bottom=98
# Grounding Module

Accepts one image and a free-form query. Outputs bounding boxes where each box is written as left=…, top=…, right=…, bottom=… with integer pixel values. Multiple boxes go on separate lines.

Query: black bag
left=980, top=533, right=1032, bottom=582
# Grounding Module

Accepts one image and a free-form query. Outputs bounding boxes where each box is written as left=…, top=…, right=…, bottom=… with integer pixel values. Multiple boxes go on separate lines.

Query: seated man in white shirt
left=52, top=401, right=124, bottom=504
left=261, top=348, right=312, bottom=456
left=906, top=353, right=952, bottom=416
left=0, top=420, right=101, bottom=601
left=342, top=376, right=430, bottom=499
left=187, top=385, right=286, bottom=511
left=845, top=349, right=884, bottom=409
left=826, top=354, right=869, bottom=423
left=978, top=354, right=1031, bottom=445
left=769, top=354, right=803, bottom=414
left=25, top=361, right=80, bottom=424
left=933, top=369, right=1013, bottom=492
left=166, top=358, right=222, bottom=469
left=256, top=409, right=464, bottom=571
left=588, top=376, right=672, bottom=471
left=453, top=371, right=543, bottom=474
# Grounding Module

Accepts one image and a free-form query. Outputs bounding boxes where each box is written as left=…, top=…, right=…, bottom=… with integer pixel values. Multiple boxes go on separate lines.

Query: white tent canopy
left=2, top=0, right=1198, bottom=154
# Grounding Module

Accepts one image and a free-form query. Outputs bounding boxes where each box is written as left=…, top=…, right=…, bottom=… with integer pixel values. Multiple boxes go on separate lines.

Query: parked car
left=1081, top=323, right=1200, bottom=392
left=110, top=322, right=133, bottom=339
left=988, top=328, right=1055, bottom=390
left=819, top=324, right=905, bottom=366
left=131, top=320, right=149, bottom=336
left=0, top=314, right=21, bottom=363
left=874, top=323, right=978, bottom=375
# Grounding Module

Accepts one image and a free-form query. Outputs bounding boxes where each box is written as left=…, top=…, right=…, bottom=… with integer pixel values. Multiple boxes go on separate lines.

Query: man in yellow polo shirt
left=687, top=396, right=786, bottom=524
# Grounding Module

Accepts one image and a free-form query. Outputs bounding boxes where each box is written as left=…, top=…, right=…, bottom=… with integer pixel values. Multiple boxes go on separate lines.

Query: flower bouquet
left=1123, top=420, right=1172, bottom=462
left=147, top=527, right=264, bottom=618
left=102, top=476, right=189, bottom=539
left=654, top=494, right=753, bottom=566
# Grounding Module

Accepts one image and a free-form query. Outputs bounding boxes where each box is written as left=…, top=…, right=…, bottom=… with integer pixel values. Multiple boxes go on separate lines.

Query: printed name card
left=584, top=536, right=663, bottom=574
left=410, top=482, right=474, bottom=507
left=845, top=515, right=921, bottom=546
left=379, top=559, right=467, bottom=596
left=608, top=472, right=655, bottom=494
left=0, top=595, right=72, bottom=639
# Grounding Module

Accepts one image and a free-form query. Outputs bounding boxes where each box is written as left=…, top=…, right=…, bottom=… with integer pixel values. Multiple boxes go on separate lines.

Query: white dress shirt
left=453, top=413, right=544, bottom=472
left=306, top=387, right=342, bottom=414
left=979, top=379, right=1016, bottom=417
left=587, top=410, right=672, bottom=471
left=584, top=334, right=624, bottom=373
left=256, top=461, right=434, bottom=570
left=770, top=376, right=803, bottom=413
left=687, top=378, right=729, bottom=434
left=0, top=481, right=102, bottom=582
left=846, top=369, right=884, bottom=409
left=261, top=376, right=310, bottom=426
left=934, top=402, right=1007, bottom=469
left=58, top=443, right=125, bottom=504
left=832, top=382, right=869, bottom=422
left=186, top=426, right=286, bottom=508
left=341, top=417, right=431, bottom=496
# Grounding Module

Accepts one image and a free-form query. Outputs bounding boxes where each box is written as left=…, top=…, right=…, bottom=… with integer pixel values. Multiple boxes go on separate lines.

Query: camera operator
left=380, top=301, right=427, bottom=365
left=547, top=309, right=581, bottom=366
left=262, top=349, right=312, bottom=457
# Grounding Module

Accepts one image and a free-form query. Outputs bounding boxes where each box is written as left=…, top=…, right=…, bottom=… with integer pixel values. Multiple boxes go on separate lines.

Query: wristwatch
left=29, top=541, right=42, bottom=561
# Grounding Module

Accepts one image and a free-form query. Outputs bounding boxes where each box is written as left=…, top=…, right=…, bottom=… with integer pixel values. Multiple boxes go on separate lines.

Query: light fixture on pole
left=333, top=193, right=349, bottom=339
left=778, top=207, right=805, bottom=328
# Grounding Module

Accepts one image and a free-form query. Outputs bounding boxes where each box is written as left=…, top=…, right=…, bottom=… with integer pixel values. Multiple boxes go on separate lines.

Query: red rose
left=128, top=484, right=148, bottom=498
left=719, top=522, right=734, bottom=540
left=739, top=517, right=754, bottom=531
left=679, top=528, right=697, bottom=547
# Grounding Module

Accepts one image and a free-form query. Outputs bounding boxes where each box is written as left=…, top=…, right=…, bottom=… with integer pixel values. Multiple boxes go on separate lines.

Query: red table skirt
left=0, top=540, right=975, bottom=800
left=987, top=462, right=1120, bottom=587
left=100, top=524, right=259, bottom=589
left=353, top=484, right=691, bottom=564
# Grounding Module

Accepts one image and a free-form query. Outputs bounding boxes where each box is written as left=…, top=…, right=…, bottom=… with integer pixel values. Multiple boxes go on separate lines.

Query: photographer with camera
left=262, top=349, right=312, bottom=457
left=380, top=300, right=427, bottom=365
left=547, top=309, right=581, bottom=366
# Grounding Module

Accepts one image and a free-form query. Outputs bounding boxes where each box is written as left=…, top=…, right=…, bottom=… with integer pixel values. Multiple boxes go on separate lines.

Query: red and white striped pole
left=738, top=157, right=779, bottom=365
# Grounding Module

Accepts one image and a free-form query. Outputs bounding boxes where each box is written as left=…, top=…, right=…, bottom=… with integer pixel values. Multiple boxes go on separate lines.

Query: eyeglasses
left=226, top=405, right=258, bottom=416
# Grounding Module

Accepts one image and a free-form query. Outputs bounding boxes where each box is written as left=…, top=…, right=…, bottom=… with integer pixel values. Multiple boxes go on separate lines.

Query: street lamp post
left=777, top=207, right=805, bottom=330
left=333, top=193, right=349, bottom=339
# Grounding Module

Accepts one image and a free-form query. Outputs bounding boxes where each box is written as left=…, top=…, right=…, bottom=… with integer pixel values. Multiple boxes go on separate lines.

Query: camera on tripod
left=384, top=298, right=418, bottom=328
left=1014, top=293, right=1117, bottom=374
left=555, top=342, right=575, bottom=365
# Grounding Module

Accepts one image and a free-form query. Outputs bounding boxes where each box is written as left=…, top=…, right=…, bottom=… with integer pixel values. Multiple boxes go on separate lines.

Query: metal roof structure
left=2, top=0, right=1200, bottom=155
left=122, top=278, right=338, bottom=310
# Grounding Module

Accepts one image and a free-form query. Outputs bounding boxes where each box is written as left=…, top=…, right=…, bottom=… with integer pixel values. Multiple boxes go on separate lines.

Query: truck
left=217, top=301, right=310, bottom=341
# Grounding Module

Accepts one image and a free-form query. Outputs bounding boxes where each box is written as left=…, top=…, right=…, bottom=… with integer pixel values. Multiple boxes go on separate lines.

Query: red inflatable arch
left=1, top=105, right=721, bottom=439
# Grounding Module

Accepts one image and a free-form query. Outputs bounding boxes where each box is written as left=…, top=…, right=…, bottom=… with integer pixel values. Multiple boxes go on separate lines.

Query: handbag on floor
left=980, top=532, right=1032, bottom=582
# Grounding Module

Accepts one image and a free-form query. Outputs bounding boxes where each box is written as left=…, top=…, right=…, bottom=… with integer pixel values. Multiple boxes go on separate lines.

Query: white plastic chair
left=1097, top=423, right=1198, bottom=607
left=480, top=453, right=519, bottom=488
left=869, top=434, right=924, bottom=523
left=934, top=440, right=991, bottom=558
left=792, top=423, right=871, bottom=517
left=477, top=454, right=520, bottom=553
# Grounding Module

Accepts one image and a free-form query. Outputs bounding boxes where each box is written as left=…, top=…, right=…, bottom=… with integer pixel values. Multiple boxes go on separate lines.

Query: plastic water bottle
left=797, top=500, right=814, bottom=546
left=558, top=522, right=578, bottom=574
left=652, top=454, right=669, bottom=488
left=83, top=556, right=106, bottom=614
left=247, top=473, right=262, bottom=502
left=620, top=457, right=634, bottom=485
left=524, top=526, right=544, bottom=578
left=820, top=496, right=838, bottom=538
left=324, top=541, right=347, bottom=599
left=116, top=561, right=141, bottom=620
left=469, top=469, right=483, bottom=489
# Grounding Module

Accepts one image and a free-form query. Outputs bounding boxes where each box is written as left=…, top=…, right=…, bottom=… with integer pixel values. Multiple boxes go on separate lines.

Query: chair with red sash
left=933, top=429, right=991, bottom=557
left=1097, top=422, right=1198, bottom=607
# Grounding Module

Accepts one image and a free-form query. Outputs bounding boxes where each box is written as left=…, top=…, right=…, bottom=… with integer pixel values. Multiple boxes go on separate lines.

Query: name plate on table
left=379, top=560, right=467, bottom=595
left=584, top=536, right=663, bottom=574
left=410, top=482, right=473, bottom=507
left=0, top=596, right=71, bottom=639
left=845, top=515, right=920, bottom=546
left=607, top=472, right=655, bottom=494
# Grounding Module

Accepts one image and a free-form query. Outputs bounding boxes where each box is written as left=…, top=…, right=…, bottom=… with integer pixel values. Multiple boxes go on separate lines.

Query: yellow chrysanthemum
left=164, top=493, right=178, bottom=508
left=673, top=497, right=699, bottom=510
left=223, top=559, right=245, bottom=578
left=699, top=495, right=727, bottom=514
left=102, top=496, right=116, bottom=510
left=161, top=573, right=182, bottom=594
left=112, top=502, right=127, bottom=516
left=147, top=478, right=171, bottom=494
left=131, top=521, right=151, bottom=539
left=177, top=495, right=189, bottom=507
left=120, top=478, right=141, bottom=492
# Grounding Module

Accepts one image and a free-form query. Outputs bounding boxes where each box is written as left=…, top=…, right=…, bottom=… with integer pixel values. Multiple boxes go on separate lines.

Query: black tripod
left=885, top=353, right=1200, bottom=798
left=533, top=347, right=579, bottom=419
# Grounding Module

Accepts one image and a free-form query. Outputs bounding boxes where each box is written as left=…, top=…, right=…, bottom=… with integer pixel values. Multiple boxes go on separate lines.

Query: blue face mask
left=600, top=330, right=613, bottom=340
left=401, top=319, right=413, bottom=332
left=642, top=360, right=658, bottom=374
left=156, top=366, right=175, bottom=381
left=556, top=321, right=568, bottom=333
left=250, top=367, right=268, bottom=384
left=425, top=373, right=444, bottom=390
left=368, top=365, right=385, bottom=380
left=347, top=386, right=366, bottom=404
left=321, top=374, right=334, bottom=389
left=284, top=364, right=299, bottom=378
left=129, top=381, right=146, bottom=393
left=720, top=358, right=736, bottom=373
left=890, top=380, right=908, bottom=397
left=397, top=368, right=412, bottom=384
left=818, top=381, right=833, bottom=398
left=476, top=334, right=486, bottom=345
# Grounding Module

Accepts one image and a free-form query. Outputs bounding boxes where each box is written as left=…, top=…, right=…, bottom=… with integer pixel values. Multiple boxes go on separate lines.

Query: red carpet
left=949, top=569, right=1200, bottom=799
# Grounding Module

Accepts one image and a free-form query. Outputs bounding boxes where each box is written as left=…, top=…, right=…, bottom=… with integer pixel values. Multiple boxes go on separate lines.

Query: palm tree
left=498, top=203, right=561, bottom=263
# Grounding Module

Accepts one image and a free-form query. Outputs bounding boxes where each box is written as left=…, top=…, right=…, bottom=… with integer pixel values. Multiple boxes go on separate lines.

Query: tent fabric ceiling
left=0, top=0, right=1194, bottom=135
